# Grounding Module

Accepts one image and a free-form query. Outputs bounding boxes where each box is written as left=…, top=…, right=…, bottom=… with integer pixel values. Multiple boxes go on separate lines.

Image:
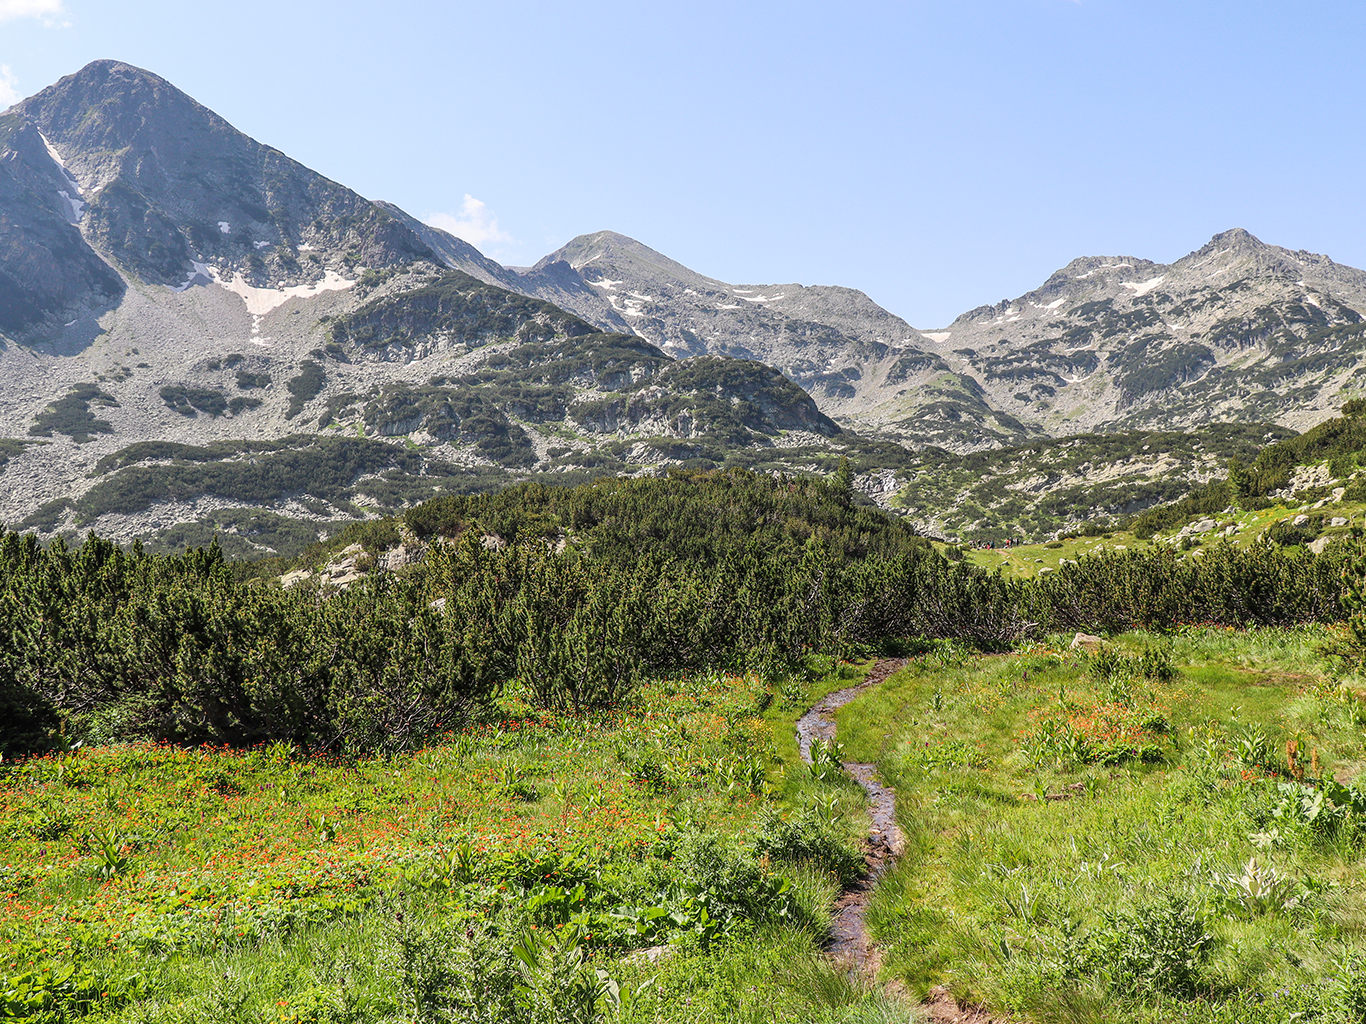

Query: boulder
left=382, top=543, right=424, bottom=572
left=1193, top=519, right=1216, bottom=534
left=624, top=945, right=673, bottom=966
left=1331, top=517, right=1348, bottom=528
left=1293, top=514, right=1309, bottom=527
left=1070, top=632, right=1104, bottom=653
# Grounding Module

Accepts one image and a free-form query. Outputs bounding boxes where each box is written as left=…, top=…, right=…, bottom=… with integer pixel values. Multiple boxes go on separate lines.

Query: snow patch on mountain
left=170, top=261, right=213, bottom=293
left=214, top=268, right=356, bottom=315
left=37, top=129, right=86, bottom=222
left=56, top=189, right=84, bottom=223
left=1122, top=275, right=1166, bottom=297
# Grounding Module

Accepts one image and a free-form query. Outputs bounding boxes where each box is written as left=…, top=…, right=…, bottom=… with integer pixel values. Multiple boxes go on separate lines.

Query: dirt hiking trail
left=795, top=658, right=908, bottom=975
left=796, top=659, right=1005, bottom=1023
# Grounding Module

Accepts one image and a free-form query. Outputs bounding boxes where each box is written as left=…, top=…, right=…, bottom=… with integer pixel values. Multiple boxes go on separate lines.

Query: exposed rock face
left=923, top=228, right=1366, bottom=438
left=499, top=230, right=1021, bottom=450
left=6, top=60, right=439, bottom=303
left=6, top=59, right=1366, bottom=553
left=0, top=62, right=850, bottom=547
left=434, top=226, right=1366, bottom=453
left=0, top=114, right=125, bottom=335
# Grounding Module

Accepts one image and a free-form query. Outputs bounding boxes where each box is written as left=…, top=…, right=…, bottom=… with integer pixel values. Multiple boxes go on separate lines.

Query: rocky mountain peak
left=6, top=60, right=441, bottom=292
left=1172, top=227, right=1316, bottom=286
left=15, top=60, right=225, bottom=195
left=533, top=231, right=716, bottom=290
left=1206, top=226, right=1260, bottom=248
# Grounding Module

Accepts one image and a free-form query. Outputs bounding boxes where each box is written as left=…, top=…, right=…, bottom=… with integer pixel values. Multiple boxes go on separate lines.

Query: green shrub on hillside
left=76, top=437, right=427, bottom=521
left=2, top=469, right=1360, bottom=757
left=159, top=384, right=230, bottom=417
left=0, top=438, right=33, bottom=472
left=285, top=360, right=325, bottom=419
left=28, top=384, right=117, bottom=442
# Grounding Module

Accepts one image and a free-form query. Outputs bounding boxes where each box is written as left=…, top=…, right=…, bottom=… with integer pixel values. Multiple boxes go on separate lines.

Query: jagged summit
left=16, top=60, right=234, bottom=188
left=1206, top=226, right=1261, bottom=248
left=948, top=228, right=1358, bottom=331
left=7, top=59, right=438, bottom=291
left=532, top=231, right=718, bottom=287
left=7, top=56, right=1366, bottom=552
left=924, top=228, right=1366, bottom=439
left=503, top=229, right=976, bottom=444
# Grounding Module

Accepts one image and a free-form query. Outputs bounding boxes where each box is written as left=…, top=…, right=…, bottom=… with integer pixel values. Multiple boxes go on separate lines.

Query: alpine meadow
left=9, top=53, right=1366, bottom=1024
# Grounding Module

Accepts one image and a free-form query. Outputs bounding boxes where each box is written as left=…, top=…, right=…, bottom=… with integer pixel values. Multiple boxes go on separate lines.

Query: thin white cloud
left=426, top=195, right=514, bottom=251
left=0, top=0, right=68, bottom=23
left=0, top=65, right=18, bottom=110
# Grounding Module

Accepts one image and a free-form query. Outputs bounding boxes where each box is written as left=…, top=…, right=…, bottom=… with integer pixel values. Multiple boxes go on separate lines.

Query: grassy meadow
left=12, top=626, right=1366, bottom=1022
left=2, top=662, right=906, bottom=1024
left=838, top=626, right=1366, bottom=1023
left=957, top=498, right=1366, bottom=579
left=6, top=487, right=1366, bottom=1024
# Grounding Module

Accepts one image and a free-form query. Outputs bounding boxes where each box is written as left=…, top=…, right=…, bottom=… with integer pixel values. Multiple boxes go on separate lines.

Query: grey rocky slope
left=510, top=231, right=1028, bottom=449
left=5, top=59, right=1366, bottom=553
left=430, top=224, right=1366, bottom=455
left=4, top=61, right=439, bottom=319
left=345, top=220, right=1020, bottom=449
left=922, top=228, right=1366, bottom=439
left=0, top=61, right=845, bottom=550
left=472, top=227, right=1366, bottom=452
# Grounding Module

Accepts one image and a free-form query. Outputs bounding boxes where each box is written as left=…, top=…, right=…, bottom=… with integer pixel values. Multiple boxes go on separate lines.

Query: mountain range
left=1, top=59, right=1363, bottom=552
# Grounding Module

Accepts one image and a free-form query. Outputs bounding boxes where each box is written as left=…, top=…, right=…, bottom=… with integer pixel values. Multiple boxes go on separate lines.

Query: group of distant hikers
left=973, top=538, right=1016, bottom=550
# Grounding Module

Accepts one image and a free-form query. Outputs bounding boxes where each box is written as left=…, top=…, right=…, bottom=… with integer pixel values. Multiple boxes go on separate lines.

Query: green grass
left=833, top=626, right=1366, bottom=1022
left=13, top=627, right=1366, bottom=1022
left=956, top=499, right=1366, bottom=580
left=956, top=532, right=1152, bottom=578
left=0, top=664, right=892, bottom=1023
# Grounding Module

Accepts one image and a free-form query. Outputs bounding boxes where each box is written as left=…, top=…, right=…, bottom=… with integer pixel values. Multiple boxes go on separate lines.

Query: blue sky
left=2, top=0, right=1364, bottom=328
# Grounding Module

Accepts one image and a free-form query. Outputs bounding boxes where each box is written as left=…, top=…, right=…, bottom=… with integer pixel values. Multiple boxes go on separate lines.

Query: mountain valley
left=3, top=60, right=1366, bottom=553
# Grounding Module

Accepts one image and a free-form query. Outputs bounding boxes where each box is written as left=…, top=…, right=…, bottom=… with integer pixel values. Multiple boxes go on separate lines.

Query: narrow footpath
left=797, top=659, right=1009, bottom=1023
left=795, top=658, right=907, bottom=976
